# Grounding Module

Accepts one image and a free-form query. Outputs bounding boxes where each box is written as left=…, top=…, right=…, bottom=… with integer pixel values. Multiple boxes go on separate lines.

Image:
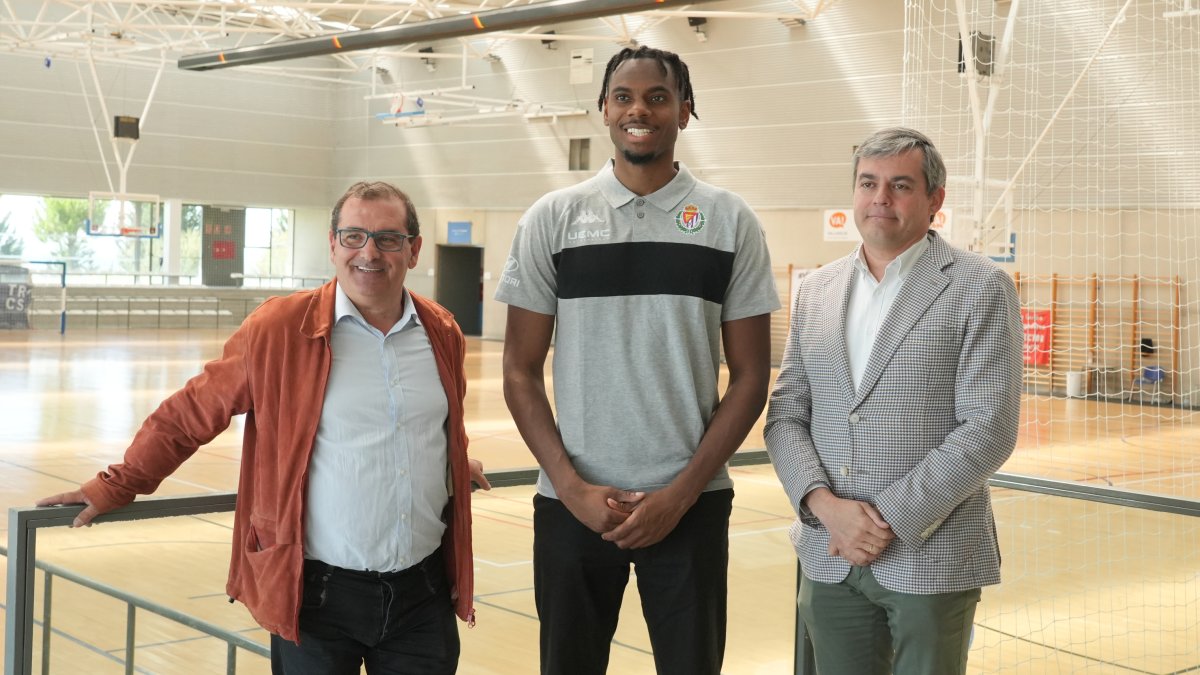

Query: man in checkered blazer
left=765, top=127, right=1023, bottom=674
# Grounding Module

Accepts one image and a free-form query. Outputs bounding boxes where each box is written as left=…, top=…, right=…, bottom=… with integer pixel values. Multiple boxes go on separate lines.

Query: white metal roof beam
left=178, top=0, right=730, bottom=70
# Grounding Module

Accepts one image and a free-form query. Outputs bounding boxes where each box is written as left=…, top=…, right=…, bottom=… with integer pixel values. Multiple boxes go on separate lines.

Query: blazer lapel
left=854, top=234, right=953, bottom=406
left=821, top=258, right=858, bottom=404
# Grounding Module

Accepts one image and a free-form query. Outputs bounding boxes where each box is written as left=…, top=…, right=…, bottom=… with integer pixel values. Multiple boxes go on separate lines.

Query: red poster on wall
left=1021, top=309, right=1052, bottom=366
left=212, top=240, right=235, bottom=260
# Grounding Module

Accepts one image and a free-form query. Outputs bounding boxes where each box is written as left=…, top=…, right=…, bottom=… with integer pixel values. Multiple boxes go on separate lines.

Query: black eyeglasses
left=335, top=228, right=417, bottom=252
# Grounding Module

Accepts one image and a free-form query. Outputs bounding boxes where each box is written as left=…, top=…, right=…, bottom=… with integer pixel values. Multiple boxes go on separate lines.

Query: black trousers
left=271, top=548, right=459, bottom=675
left=533, top=489, right=733, bottom=675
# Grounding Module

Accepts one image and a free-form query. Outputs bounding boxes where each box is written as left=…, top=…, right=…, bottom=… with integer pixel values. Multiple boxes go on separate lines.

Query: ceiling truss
left=1, top=0, right=836, bottom=129
left=2, top=0, right=835, bottom=80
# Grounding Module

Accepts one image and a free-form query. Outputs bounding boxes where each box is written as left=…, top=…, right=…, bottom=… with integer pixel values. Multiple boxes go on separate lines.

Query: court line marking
left=473, top=586, right=534, bottom=599
left=972, top=622, right=1169, bottom=674
left=471, top=595, right=657, bottom=658
left=731, top=525, right=792, bottom=538
left=474, top=556, right=532, bottom=567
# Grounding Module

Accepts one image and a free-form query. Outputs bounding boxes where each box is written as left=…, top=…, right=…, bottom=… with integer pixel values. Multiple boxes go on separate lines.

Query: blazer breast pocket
left=906, top=319, right=962, bottom=356
left=890, top=321, right=962, bottom=390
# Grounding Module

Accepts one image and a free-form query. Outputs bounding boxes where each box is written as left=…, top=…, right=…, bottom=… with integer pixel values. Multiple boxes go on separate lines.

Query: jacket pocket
left=247, top=514, right=277, bottom=551
left=243, top=513, right=291, bottom=597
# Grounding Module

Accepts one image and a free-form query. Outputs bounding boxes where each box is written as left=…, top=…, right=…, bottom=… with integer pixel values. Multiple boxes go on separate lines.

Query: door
left=435, top=245, right=483, bottom=336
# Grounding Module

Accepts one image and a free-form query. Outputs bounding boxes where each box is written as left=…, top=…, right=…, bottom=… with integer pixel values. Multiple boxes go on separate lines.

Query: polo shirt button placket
left=635, top=197, right=645, bottom=219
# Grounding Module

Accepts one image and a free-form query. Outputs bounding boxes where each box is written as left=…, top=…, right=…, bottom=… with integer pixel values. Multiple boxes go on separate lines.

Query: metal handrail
left=6, top=494, right=245, bottom=675
left=4, top=468, right=534, bottom=674
left=0, top=544, right=271, bottom=672
left=791, top=472, right=1200, bottom=675
left=7, top=462, right=1198, bottom=675
left=26, top=272, right=204, bottom=287
left=988, top=472, right=1200, bottom=517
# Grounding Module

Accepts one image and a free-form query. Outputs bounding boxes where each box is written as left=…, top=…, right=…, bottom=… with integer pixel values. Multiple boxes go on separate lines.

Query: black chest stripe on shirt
left=552, top=241, right=735, bottom=303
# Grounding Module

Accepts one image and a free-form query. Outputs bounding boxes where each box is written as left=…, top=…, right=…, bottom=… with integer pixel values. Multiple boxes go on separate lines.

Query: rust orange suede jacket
left=81, top=281, right=476, bottom=642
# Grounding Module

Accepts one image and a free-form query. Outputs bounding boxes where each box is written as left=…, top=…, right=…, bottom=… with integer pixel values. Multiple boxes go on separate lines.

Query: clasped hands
left=806, top=489, right=895, bottom=566
left=558, top=479, right=689, bottom=550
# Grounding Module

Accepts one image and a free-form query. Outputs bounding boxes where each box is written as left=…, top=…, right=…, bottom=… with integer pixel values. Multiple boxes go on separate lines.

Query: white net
left=903, top=0, right=1199, bottom=671
left=0, top=260, right=65, bottom=332
left=0, top=261, right=33, bottom=329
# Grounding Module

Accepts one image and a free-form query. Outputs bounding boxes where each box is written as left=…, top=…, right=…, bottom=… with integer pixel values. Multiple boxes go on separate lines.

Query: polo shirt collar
left=596, top=158, right=697, bottom=212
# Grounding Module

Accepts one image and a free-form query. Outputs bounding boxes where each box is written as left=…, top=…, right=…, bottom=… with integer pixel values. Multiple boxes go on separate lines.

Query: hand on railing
left=470, top=458, right=492, bottom=491
left=35, top=489, right=101, bottom=528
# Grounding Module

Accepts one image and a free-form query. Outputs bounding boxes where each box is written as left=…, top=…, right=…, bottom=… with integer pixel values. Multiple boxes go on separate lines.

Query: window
left=180, top=205, right=203, bottom=276
left=243, top=208, right=293, bottom=278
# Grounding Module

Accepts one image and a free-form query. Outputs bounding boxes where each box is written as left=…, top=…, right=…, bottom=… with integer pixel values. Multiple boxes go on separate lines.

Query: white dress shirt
left=845, top=236, right=930, bottom=391
left=304, top=283, right=450, bottom=572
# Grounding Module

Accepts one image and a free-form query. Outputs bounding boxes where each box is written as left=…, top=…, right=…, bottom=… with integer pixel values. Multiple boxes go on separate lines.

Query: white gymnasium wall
left=329, top=0, right=909, bottom=337
left=2, top=0, right=919, bottom=339
left=0, top=52, right=336, bottom=208
left=330, top=1, right=908, bottom=211
left=6, top=0, right=1192, bottom=389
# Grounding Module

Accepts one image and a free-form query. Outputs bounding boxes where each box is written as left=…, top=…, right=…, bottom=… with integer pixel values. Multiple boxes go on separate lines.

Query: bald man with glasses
left=39, top=181, right=490, bottom=675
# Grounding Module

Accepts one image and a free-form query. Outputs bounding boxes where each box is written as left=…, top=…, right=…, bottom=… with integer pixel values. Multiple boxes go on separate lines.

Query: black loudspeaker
left=113, top=116, right=140, bottom=140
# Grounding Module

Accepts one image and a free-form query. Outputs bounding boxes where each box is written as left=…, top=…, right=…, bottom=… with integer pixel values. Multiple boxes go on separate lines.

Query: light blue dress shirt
left=304, top=284, right=450, bottom=572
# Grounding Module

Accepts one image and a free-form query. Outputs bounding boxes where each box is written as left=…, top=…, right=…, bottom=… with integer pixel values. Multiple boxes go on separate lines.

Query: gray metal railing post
left=125, top=604, right=136, bottom=675
left=40, top=574, right=51, bottom=675
left=7, top=507, right=40, bottom=675
left=794, top=564, right=815, bottom=675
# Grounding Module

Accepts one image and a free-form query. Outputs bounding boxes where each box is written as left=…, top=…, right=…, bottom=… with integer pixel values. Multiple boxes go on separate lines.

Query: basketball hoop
left=87, top=191, right=162, bottom=238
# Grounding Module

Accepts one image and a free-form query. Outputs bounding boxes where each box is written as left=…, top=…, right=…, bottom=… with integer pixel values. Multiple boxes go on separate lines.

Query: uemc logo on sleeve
left=499, top=256, right=521, bottom=288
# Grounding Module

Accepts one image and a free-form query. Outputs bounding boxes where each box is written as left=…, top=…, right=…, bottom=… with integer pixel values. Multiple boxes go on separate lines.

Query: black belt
left=304, top=547, right=442, bottom=581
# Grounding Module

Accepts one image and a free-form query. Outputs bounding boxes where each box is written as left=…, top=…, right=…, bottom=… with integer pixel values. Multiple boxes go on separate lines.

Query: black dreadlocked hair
left=596, top=46, right=699, bottom=120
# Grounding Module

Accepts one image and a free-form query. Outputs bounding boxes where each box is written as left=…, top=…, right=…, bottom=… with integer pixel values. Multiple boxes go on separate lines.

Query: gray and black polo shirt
left=496, top=160, right=780, bottom=497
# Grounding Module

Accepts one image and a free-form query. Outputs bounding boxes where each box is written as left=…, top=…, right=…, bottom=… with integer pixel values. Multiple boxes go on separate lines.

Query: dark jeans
left=533, top=489, right=733, bottom=675
left=271, top=548, right=459, bottom=675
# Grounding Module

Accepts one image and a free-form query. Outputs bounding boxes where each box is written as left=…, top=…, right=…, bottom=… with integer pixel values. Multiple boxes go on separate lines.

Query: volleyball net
left=904, top=0, right=1199, bottom=671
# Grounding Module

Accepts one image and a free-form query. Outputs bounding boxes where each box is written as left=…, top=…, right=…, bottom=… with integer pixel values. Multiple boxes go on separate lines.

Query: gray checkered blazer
left=765, top=232, right=1023, bottom=594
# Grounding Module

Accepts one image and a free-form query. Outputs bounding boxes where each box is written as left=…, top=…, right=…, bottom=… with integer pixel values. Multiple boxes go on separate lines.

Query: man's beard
left=622, top=148, right=658, bottom=165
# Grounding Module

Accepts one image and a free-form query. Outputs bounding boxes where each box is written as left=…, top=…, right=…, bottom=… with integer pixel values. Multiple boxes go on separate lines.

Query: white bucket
left=1066, top=371, right=1086, bottom=398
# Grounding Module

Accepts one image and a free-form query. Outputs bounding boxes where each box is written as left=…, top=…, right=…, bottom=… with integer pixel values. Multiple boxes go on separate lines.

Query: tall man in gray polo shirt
left=497, top=46, right=779, bottom=675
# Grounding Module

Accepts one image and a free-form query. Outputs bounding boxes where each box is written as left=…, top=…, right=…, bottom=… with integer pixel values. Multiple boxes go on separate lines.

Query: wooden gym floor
left=0, top=328, right=1196, bottom=674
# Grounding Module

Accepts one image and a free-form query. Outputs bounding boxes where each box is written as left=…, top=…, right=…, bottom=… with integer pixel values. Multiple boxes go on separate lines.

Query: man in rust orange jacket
left=39, top=181, right=488, bottom=675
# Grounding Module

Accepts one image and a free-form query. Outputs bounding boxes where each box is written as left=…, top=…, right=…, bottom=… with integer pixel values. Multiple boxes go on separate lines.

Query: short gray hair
left=331, top=181, right=420, bottom=236
left=852, top=127, right=946, bottom=196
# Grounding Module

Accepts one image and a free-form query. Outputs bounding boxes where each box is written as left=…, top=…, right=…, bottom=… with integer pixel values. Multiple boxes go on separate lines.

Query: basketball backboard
left=86, top=191, right=161, bottom=238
